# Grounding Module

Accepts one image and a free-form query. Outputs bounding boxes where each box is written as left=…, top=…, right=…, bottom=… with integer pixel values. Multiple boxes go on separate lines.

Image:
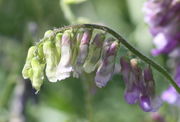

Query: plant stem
left=53, top=24, right=180, bottom=93
left=0, top=80, right=16, bottom=108
left=60, top=0, right=76, bottom=24
left=81, top=73, right=94, bottom=122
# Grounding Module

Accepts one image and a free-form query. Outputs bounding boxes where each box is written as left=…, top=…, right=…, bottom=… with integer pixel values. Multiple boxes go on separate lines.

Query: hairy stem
left=53, top=23, right=180, bottom=93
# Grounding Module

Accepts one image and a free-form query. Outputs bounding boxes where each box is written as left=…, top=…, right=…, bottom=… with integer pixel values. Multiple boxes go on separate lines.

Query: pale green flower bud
left=72, top=31, right=83, bottom=78
left=37, top=43, right=45, bottom=61
left=56, top=30, right=73, bottom=81
left=55, top=33, right=63, bottom=56
left=31, top=57, right=45, bottom=91
left=28, top=68, right=33, bottom=81
left=43, top=40, right=59, bottom=82
left=83, top=33, right=105, bottom=73
left=71, top=31, right=81, bottom=66
left=22, top=46, right=36, bottom=79
left=44, top=30, right=54, bottom=39
left=74, top=29, right=92, bottom=77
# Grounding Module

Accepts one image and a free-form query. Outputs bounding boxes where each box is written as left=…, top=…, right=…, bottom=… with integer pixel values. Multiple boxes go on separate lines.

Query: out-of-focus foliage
left=0, top=0, right=177, bottom=122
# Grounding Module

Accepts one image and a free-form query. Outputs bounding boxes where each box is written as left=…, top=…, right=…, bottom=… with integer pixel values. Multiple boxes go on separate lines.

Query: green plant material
left=83, top=33, right=105, bottom=73
left=55, top=33, right=63, bottom=56
left=22, top=46, right=36, bottom=79
left=43, top=40, right=59, bottom=82
left=64, top=0, right=87, bottom=4
left=31, top=57, right=45, bottom=92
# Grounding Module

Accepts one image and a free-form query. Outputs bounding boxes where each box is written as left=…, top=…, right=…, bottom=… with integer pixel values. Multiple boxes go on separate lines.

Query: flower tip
left=95, top=82, right=104, bottom=88
left=57, top=72, right=71, bottom=81
left=48, top=77, right=58, bottom=82
left=139, top=96, right=152, bottom=112
left=32, top=82, right=41, bottom=93
left=139, top=96, right=162, bottom=112
left=124, top=90, right=139, bottom=104
left=95, top=73, right=112, bottom=88
left=44, top=30, right=54, bottom=38
left=35, top=90, right=40, bottom=95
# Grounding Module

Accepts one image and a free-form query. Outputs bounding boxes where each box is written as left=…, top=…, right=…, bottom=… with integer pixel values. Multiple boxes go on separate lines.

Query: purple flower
left=76, top=30, right=92, bottom=67
left=143, top=0, right=180, bottom=56
left=139, top=95, right=162, bottom=112
left=120, top=57, right=162, bottom=111
left=139, top=67, right=162, bottom=112
left=144, top=0, right=180, bottom=107
left=95, top=40, right=118, bottom=88
left=120, top=58, right=141, bottom=104
left=83, top=33, right=105, bottom=73
left=161, top=65, right=180, bottom=105
left=73, top=30, right=92, bottom=78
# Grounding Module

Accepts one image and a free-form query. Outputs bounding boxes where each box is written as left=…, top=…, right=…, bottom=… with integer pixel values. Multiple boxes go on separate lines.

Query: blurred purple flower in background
left=144, top=0, right=180, bottom=105
left=143, top=0, right=180, bottom=56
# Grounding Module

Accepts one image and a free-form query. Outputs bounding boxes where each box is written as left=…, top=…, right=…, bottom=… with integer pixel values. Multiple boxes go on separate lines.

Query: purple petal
left=139, top=96, right=152, bottom=112
left=124, top=86, right=140, bottom=104
left=139, top=95, right=162, bottom=112
left=143, top=67, right=155, bottom=96
left=161, top=87, right=178, bottom=104
left=95, top=41, right=118, bottom=88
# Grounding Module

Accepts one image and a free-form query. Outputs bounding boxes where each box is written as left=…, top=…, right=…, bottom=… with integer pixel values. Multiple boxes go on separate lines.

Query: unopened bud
left=22, top=46, right=36, bottom=79
left=31, top=57, right=45, bottom=91
left=56, top=30, right=73, bottom=81
left=43, top=40, right=59, bottom=82
left=83, top=33, right=105, bottom=73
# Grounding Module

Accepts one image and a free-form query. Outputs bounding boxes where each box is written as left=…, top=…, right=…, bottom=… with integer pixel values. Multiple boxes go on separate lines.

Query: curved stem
left=54, top=23, right=180, bottom=93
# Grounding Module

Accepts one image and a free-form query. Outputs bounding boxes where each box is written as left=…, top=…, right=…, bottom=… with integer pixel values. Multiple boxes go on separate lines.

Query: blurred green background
left=0, top=0, right=178, bottom=122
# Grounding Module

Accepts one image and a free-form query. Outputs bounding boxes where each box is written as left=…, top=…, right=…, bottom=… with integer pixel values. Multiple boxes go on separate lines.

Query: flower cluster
left=161, top=48, right=180, bottom=105
left=143, top=0, right=180, bottom=56
left=121, top=58, right=162, bottom=112
left=22, top=29, right=119, bottom=91
left=143, top=0, right=180, bottom=105
left=22, top=28, right=161, bottom=112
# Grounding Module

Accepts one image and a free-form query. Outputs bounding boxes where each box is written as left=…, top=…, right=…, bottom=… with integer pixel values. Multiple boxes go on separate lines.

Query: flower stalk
left=53, top=24, right=180, bottom=94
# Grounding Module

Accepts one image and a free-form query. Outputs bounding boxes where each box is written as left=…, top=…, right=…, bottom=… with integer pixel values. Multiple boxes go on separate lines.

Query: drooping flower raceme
left=22, top=27, right=162, bottom=112
left=120, top=58, right=162, bottom=112
left=144, top=0, right=180, bottom=106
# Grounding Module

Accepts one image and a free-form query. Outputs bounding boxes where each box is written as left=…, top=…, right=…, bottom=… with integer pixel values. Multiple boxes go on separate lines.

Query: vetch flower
left=161, top=65, right=180, bottom=105
left=55, top=33, right=63, bottom=56
left=120, top=57, right=162, bottom=112
left=43, top=40, right=59, bottom=82
left=139, top=67, right=162, bottom=112
left=83, top=33, right=105, bottom=73
left=22, top=25, right=167, bottom=112
left=120, top=58, right=141, bottom=104
left=143, top=0, right=180, bottom=56
left=95, top=39, right=118, bottom=88
left=30, top=57, right=45, bottom=91
left=56, top=30, right=73, bottom=81
left=76, top=29, right=92, bottom=66
left=74, top=29, right=92, bottom=77
left=22, top=46, right=36, bottom=79
left=144, top=0, right=180, bottom=107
